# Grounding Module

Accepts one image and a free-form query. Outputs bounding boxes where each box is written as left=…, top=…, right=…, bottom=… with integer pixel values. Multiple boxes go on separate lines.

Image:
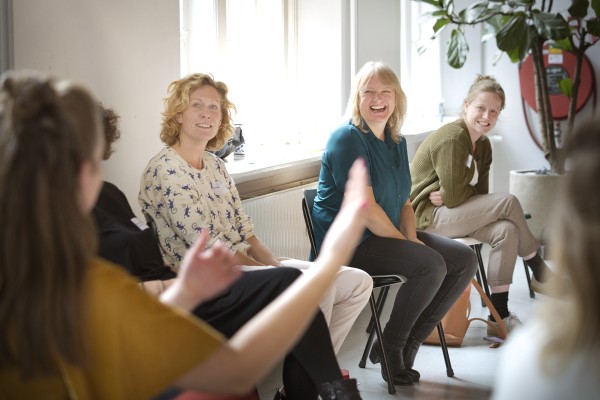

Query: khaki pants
left=423, top=193, right=539, bottom=286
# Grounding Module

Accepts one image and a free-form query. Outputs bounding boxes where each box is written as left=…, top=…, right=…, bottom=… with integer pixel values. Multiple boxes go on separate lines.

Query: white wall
left=10, top=0, right=600, bottom=208
left=12, top=0, right=178, bottom=217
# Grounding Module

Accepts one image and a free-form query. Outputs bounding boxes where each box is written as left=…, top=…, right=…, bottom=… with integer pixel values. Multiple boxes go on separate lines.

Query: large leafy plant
left=417, top=0, right=600, bottom=173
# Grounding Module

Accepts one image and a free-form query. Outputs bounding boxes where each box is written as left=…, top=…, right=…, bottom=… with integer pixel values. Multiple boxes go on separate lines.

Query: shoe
left=272, top=387, right=286, bottom=400
left=487, top=312, right=522, bottom=337
left=318, top=378, right=362, bottom=400
left=402, top=339, right=421, bottom=382
left=369, top=339, right=413, bottom=386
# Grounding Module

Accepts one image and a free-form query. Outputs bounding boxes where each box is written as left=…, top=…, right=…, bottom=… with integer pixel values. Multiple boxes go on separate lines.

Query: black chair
left=301, top=189, right=454, bottom=393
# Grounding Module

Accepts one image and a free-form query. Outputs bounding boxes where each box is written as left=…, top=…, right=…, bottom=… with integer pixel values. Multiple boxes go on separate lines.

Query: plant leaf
left=416, top=0, right=442, bottom=7
left=447, top=28, right=469, bottom=68
left=552, top=37, right=573, bottom=51
left=559, top=78, right=573, bottom=97
left=568, top=0, right=590, bottom=18
left=496, top=13, right=530, bottom=61
left=533, top=12, right=569, bottom=40
left=587, top=18, right=600, bottom=37
left=433, top=18, right=450, bottom=34
left=463, top=1, right=490, bottom=23
left=592, top=0, right=600, bottom=18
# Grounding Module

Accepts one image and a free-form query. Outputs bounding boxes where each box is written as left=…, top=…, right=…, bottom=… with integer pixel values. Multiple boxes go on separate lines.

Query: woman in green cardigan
left=410, top=75, right=551, bottom=334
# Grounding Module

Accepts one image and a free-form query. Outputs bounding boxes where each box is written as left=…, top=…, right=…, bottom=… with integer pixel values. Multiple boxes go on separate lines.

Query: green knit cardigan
left=409, top=119, right=493, bottom=229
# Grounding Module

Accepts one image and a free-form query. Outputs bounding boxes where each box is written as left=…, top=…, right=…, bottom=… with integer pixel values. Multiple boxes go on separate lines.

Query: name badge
left=211, top=180, right=229, bottom=195
left=131, top=217, right=149, bottom=231
left=466, top=154, right=473, bottom=168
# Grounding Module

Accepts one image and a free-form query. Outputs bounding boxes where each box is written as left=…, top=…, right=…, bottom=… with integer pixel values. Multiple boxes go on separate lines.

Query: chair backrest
left=301, top=189, right=319, bottom=257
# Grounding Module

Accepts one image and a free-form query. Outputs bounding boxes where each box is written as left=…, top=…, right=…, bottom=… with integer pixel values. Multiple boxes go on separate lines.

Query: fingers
left=195, top=229, right=210, bottom=250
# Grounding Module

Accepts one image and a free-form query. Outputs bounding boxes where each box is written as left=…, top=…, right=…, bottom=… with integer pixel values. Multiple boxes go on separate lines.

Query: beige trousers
left=423, top=193, right=539, bottom=286
left=279, top=260, right=373, bottom=353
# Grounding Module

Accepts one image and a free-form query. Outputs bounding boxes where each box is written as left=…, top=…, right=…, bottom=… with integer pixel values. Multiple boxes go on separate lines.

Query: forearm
left=364, top=189, right=404, bottom=239
left=139, top=279, right=175, bottom=297
left=399, top=201, right=418, bottom=240
left=174, top=264, right=338, bottom=393
left=246, top=235, right=280, bottom=266
left=232, top=250, right=264, bottom=266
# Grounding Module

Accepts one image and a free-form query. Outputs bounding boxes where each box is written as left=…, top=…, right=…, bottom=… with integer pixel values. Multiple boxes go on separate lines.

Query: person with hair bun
left=0, top=70, right=369, bottom=400
left=410, top=74, right=553, bottom=335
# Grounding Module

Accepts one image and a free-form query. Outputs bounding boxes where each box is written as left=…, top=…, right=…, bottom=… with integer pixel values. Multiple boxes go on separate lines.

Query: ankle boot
left=403, top=339, right=421, bottom=381
left=318, top=378, right=362, bottom=400
left=368, top=339, right=413, bottom=386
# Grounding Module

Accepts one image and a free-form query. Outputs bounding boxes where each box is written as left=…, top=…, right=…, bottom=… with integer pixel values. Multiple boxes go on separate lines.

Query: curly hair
left=160, top=73, right=236, bottom=151
left=345, top=61, right=407, bottom=143
left=100, top=104, right=121, bottom=160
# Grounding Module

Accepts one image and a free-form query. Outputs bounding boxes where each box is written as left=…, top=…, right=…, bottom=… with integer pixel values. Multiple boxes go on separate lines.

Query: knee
left=424, top=252, right=448, bottom=283
left=490, top=221, right=518, bottom=246
left=340, top=267, right=373, bottom=296
left=462, top=246, right=479, bottom=276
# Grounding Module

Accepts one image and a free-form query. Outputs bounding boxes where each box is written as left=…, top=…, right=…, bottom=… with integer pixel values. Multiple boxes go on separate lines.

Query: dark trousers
left=193, top=267, right=341, bottom=400
left=350, top=231, right=477, bottom=347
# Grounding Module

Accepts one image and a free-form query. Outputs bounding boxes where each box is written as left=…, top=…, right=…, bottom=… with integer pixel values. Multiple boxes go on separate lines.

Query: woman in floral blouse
left=139, top=73, right=373, bottom=399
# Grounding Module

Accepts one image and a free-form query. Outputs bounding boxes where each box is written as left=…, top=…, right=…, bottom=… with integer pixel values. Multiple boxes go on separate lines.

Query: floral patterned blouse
left=139, top=147, right=254, bottom=270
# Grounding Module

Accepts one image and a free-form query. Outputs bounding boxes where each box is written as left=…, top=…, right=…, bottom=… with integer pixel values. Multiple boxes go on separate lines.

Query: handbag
left=425, top=279, right=508, bottom=347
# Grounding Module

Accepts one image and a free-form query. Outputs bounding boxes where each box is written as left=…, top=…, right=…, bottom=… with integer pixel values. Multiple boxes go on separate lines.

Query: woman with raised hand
left=0, top=70, right=369, bottom=400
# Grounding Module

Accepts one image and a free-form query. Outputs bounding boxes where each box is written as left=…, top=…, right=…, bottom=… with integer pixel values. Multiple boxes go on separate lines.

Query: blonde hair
left=160, top=73, right=236, bottom=151
left=460, top=74, right=506, bottom=119
left=539, top=116, right=600, bottom=376
left=345, top=61, right=407, bottom=143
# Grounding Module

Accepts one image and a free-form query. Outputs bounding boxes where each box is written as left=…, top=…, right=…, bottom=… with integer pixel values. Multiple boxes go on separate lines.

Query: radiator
left=242, top=183, right=317, bottom=260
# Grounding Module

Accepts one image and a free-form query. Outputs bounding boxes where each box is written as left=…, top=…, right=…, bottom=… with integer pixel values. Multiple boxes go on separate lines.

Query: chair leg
left=366, top=286, right=389, bottom=334
left=472, top=244, right=490, bottom=307
left=523, top=259, right=536, bottom=298
left=359, top=292, right=396, bottom=394
left=436, top=323, right=454, bottom=377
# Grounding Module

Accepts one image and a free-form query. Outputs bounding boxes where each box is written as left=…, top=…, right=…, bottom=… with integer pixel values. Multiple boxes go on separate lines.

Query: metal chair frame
left=301, top=190, right=454, bottom=394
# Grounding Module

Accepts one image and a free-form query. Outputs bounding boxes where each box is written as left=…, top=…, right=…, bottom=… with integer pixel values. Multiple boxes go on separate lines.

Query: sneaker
left=487, top=312, right=522, bottom=337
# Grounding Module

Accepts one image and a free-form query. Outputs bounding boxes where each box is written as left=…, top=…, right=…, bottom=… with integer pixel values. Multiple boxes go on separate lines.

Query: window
left=180, top=0, right=443, bottom=152
left=400, top=0, right=444, bottom=127
left=181, top=0, right=323, bottom=149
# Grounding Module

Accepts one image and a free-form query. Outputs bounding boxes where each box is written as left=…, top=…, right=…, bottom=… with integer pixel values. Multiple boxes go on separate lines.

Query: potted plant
left=415, top=0, right=598, bottom=246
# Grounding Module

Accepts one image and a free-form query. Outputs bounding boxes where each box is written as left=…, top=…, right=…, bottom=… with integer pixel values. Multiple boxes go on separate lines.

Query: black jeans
left=193, top=267, right=341, bottom=400
left=350, top=231, right=477, bottom=347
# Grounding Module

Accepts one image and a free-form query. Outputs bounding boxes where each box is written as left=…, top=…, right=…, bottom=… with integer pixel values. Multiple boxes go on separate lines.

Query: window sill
left=227, top=119, right=450, bottom=199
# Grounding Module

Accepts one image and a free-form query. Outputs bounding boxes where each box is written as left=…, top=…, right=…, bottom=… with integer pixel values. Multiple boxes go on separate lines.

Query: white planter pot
left=509, top=169, right=563, bottom=247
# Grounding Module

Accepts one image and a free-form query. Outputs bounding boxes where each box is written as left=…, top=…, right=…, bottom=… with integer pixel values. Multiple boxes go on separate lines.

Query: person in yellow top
left=0, top=71, right=370, bottom=399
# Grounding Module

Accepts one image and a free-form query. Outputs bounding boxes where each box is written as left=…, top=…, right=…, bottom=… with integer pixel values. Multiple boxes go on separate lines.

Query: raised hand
left=164, top=230, right=242, bottom=310
left=318, top=158, right=370, bottom=268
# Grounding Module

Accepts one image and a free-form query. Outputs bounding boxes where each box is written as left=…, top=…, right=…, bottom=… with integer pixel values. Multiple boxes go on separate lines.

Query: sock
left=490, top=292, right=509, bottom=321
left=525, top=252, right=550, bottom=282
